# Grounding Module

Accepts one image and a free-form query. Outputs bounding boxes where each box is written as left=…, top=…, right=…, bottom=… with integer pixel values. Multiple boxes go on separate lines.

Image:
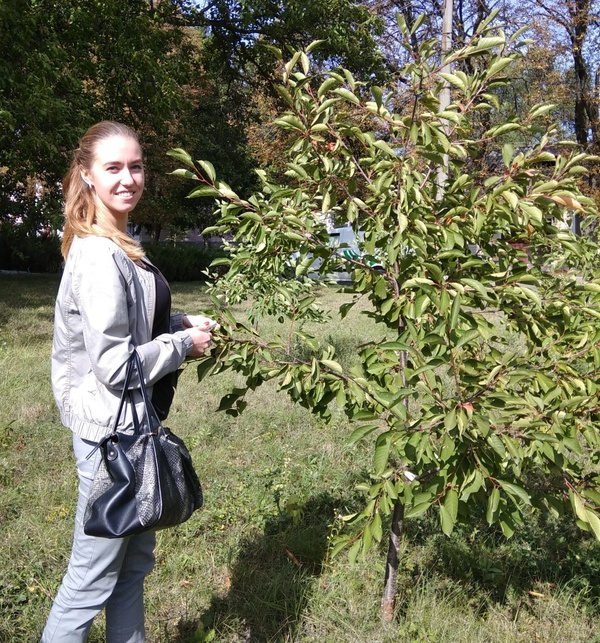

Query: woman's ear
left=80, top=172, right=93, bottom=188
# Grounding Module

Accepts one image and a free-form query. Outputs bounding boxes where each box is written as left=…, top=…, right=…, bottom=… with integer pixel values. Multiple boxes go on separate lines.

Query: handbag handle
left=112, top=352, right=136, bottom=432
left=86, top=350, right=163, bottom=460
left=128, top=349, right=163, bottom=435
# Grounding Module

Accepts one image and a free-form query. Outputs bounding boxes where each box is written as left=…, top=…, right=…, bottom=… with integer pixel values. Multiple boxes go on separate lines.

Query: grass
left=0, top=274, right=599, bottom=642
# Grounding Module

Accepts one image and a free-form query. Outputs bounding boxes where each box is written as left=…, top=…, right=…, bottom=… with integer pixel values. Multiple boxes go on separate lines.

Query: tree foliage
left=193, top=0, right=387, bottom=85
left=5, top=0, right=600, bottom=254
left=173, top=18, right=600, bottom=561
left=0, top=0, right=260, bottom=240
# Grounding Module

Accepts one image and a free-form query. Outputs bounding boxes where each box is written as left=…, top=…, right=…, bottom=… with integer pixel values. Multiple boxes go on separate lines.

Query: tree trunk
left=381, top=500, right=405, bottom=621
left=570, top=0, right=592, bottom=234
left=436, top=0, right=453, bottom=199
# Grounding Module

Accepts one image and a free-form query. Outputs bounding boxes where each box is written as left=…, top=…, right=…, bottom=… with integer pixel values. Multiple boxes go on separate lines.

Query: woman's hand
left=185, top=327, right=213, bottom=357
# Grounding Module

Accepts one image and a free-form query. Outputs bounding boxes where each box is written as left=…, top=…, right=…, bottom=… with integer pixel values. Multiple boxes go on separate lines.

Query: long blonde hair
left=61, top=121, right=145, bottom=261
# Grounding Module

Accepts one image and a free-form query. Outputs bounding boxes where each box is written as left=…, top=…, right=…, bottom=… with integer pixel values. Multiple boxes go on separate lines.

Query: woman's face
left=82, top=135, right=145, bottom=225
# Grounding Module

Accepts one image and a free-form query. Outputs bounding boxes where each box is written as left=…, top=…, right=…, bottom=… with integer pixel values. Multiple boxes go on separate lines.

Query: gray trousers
left=41, top=435, right=156, bottom=642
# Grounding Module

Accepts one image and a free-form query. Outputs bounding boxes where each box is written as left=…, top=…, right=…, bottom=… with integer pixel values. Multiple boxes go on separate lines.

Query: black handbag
left=83, top=350, right=203, bottom=538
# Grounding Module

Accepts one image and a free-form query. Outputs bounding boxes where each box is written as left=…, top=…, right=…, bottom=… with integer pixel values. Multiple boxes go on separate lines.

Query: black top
left=143, top=261, right=177, bottom=420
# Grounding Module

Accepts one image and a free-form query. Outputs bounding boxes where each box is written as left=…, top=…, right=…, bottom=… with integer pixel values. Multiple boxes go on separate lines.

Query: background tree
left=519, top=0, right=600, bottom=231
left=4, top=0, right=600, bottom=247
left=0, top=0, right=85, bottom=233
left=0, top=0, right=261, bottom=242
left=191, top=0, right=387, bottom=87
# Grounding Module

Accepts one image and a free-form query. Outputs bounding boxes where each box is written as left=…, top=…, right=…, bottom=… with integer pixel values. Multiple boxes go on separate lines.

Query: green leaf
left=371, top=85, right=383, bottom=108
left=485, top=123, right=521, bottom=137
left=166, top=148, right=194, bottom=168
left=439, top=503, right=455, bottom=536
left=563, top=437, right=583, bottom=455
left=197, top=160, right=216, bottom=182
left=486, top=488, right=500, bottom=525
left=169, top=168, right=196, bottom=180
left=459, top=278, right=490, bottom=299
left=502, top=143, right=514, bottom=167
left=585, top=509, right=600, bottom=541
left=570, top=489, right=587, bottom=523
left=404, top=501, right=432, bottom=519
left=348, top=423, right=379, bottom=445
left=306, top=39, right=326, bottom=54
left=500, top=518, right=515, bottom=538
left=274, top=114, right=306, bottom=131
left=424, top=262, right=444, bottom=283
left=373, top=139, right=397, bottom=157
left=475, top=36, right=506, bottom=50
left=300, top=51, right=310, bottom=75
left=275, top=85, right=294, bottom=107
left=440, top=434, right=456, bottom=462
left=498, top=481, right=531, bottom=506
left=444, top=408, right=457, bottom=432
left=321, top=359, right=344, bottom=374
left=186, top=186, right=220, bottom=199
left=379, top=341, right=410, bottom=351
left=502, top=190, right=519, bottom=209
left=439, top=72, right=467, bottom=92
left=216, top=183, right=239, bottom=200
left=332, top=88, right=360, bottom=105
left=487, top=433, right=506, bottom=458
left=317, top=78, right=340, bottom=98
left=241, top=211, right=263, bottom=223
left=437, top=110, right=463, bottom=124
left=449, top=293, right=461, bottom=329
left=348, top=539, right=362, bottom=565
left=439, top=491, right=459, bottom=538
left=210, top=258, right=231, bottom=269
left=455, top=329, right=480, bottom=348
left=373, top=432, right=392, bottom=475
left=196, top=356, right=217, bottom=382
left=329, top=536, right=351, bottom=558
left=528, top=103, right=556, bottom=119
left=487, top=57, right=513, bottom=76
left=371, top=511, right=383, bottom=542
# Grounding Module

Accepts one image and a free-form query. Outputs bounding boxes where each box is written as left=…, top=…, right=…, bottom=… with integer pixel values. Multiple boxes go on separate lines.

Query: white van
left=327, top=225, right=374, bottom=282
left=292, top=225, right=383, bottom=283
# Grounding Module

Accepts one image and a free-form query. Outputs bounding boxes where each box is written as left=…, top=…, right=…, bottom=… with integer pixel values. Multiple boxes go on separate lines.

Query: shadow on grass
left=173, top=493, right=338, bottom=642
left=0, top=273, right=59, bottom=338
left=0, top=273, right=60, bottom=309
left=403, top=506, right=600, bottom=616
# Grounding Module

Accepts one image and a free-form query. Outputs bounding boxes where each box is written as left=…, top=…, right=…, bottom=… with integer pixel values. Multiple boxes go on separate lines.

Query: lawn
left=0, top=274, right=599, bottom=642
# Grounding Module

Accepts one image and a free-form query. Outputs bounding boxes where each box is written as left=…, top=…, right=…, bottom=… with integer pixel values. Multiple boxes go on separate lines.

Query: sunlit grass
left=0, top=274, right=598, bottom=642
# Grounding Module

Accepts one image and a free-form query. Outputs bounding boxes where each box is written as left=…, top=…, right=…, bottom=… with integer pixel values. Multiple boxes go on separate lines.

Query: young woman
left=42, top=121, right=214, bottom=642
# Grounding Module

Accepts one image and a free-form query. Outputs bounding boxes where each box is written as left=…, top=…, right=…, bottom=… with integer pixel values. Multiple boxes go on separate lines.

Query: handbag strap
left=112, top=352, right=136, bottom=432
left=85, top=351, right=136, bottom=459
left=128, top=349, right=163, bottom=435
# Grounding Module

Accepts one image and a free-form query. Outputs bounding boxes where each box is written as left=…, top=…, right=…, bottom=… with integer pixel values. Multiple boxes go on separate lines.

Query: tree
left=524, top=0, right=599, bottom=150
left=518, top=0, right=600, bottom=229
left=0, top=0, right=227, bottom=240
left=176, top=0, right=391, bottom=190
left=0, top=0, right=85, bottom=232
left=191, top=0, right=387, bottom=87
left=172, top=17, right=600, bottom=616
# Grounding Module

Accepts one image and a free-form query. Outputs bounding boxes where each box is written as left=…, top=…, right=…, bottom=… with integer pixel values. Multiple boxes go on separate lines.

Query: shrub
left=0, top=225, right=227, bottom=280
left=0, top=224, right=62, bottom=273
left=143, top=242, right=227, bottom=282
